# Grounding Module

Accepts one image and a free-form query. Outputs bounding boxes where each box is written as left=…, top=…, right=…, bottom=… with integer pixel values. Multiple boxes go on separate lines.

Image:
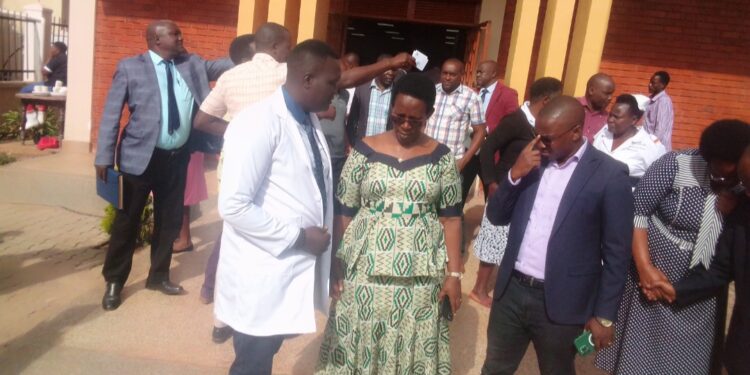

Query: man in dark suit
left=649, top=142, right=750, bottom=375
left=481, top=96, right=634, bottom=375
left=94, top=20, right=232, bottom=311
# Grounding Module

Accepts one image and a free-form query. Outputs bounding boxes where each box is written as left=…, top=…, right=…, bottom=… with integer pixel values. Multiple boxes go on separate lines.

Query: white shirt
left=520, top=101, right=535, bottom=127
left=480, top=81, right=497, bottom=113
left=592, top=126, right=666, bottom=178
left=216, top=88, right=333, bottom=336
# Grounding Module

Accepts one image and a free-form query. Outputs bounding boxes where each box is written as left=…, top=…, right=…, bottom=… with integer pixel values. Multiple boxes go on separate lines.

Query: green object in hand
left=574, top=331, right=595, bottom=356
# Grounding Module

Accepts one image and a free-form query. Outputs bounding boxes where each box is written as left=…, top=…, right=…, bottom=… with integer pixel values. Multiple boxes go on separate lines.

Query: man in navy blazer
left=481, top=96, right=634, bottom=375
left=94, top=20, right=232, bottom=311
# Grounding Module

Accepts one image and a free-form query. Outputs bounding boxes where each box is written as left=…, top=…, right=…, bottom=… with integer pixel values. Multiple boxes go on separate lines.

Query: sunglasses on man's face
left=538, top=124, right=580, bottom=145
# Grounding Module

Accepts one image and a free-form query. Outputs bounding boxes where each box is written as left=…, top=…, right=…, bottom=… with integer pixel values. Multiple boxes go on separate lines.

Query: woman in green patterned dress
left=316, top=73, right=464, bottom=375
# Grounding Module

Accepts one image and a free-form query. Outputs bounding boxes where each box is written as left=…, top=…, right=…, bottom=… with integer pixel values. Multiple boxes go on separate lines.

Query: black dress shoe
left=145, top=280, right=185, bottom=295
left=212, top=326, right=233, bottom=344
left=102, top=282, right=123, bottom=311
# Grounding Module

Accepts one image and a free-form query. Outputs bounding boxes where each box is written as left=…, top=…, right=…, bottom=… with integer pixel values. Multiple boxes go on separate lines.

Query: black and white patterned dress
left=473, top=210, right=509, bottom=265
left=596, top=149, right=724, bottom=374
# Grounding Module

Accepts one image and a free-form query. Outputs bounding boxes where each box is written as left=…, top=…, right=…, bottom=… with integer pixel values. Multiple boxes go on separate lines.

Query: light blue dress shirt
left=148, top=50, right=194, bottom=150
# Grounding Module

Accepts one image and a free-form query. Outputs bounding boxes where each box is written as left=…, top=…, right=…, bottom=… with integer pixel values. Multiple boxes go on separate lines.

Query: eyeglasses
left=538, top=124, right=580, bottom=145
left=390, top=114, right=427, bottom=128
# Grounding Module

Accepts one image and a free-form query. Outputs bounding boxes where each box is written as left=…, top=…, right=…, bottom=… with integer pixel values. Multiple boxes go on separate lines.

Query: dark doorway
left=343, top=18, right=469, bottom=72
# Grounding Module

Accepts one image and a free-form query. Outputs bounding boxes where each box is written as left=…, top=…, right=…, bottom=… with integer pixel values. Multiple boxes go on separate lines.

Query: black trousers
left=230, top=332, right=286, bottom=375
left=481, top=276, right=581, bottom=375
left=102, top=147, right=189, bottom=284
left=461, top=152, right=488, bottom=203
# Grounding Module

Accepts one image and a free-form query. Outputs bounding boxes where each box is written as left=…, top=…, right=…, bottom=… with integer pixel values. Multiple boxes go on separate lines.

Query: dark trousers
left=230, top=331, right=286, bottom=375
left=481, top=277, right=581, bottom=375
left=461, top=153, right=487, bottom=203
left=102, top=147, right=189, bottom=284
left=202, top=234, right=221, bottom=295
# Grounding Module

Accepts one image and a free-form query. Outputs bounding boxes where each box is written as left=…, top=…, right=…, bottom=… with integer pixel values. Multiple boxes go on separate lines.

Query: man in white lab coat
left=216, top=40, right=341, bottom=375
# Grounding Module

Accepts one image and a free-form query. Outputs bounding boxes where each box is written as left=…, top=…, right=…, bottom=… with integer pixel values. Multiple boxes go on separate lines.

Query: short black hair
left=699, top=119, right=750, bottom=162
left=390, top=73, right=436, bottom=114
left=614, top=94, right=643, bottom=119
left=53, top=41, right=67, bottom=54
left=529, top=77, right=562, bottom=102
left=286, top=39, right=339, bottom=77
left=654, top=71, right=670, bottom=86
left=229, top=34, right=255, bottom=64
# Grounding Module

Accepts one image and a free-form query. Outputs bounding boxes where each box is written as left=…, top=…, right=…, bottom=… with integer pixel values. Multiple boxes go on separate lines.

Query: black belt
left=512, top=270, right=545, bottom=289
left=154, top=146, right=186, bottom=158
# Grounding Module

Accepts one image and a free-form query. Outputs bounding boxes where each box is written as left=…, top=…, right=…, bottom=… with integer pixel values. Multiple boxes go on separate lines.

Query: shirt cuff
left=43, top=66, right=52, bottom=73
left=507, top=170, right=521, bottom=186
left=634, top=215, right=649, bottom=229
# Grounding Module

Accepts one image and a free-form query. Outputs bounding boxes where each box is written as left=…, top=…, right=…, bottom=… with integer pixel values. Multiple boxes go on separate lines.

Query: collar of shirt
left=578, top=96, right=606, bottom=116
left=251, top=52, right=280, bottom=65
left=551, top=140, right=587, bottom=169
left=148, top=50, right=171, bottom=66
left=520, top=101, right=536, bottom=126
left=370, top=78, right=392, bottom=93
left=437, top=83, right=465, bottom=96
left=650, top=90, right=669, bottom=103
left=483, top=81, right=497, bottom=96
left=282, top=86, right=309, bottom=125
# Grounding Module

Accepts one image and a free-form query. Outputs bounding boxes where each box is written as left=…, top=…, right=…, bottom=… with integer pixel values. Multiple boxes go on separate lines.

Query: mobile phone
left=440, top=297, right=453, bottom=321
left=574, top=331, right=595, bottom=356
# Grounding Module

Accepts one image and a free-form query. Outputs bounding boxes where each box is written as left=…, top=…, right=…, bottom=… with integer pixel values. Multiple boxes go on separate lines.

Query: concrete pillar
left=63, top=0, right=96, bottom=145
left=535, top=0, right=575, bottom=79
left=297, top=0, right=330, bottom=41
left=563, top=0, right=613, bottom=96
left=22, top=3, right=52, bottom=82
left=478, top=0, right=507, bottom=63
left=236, top=0, right=269, bottom=35
left=503, top=0, right=540, bottom=104
left=267, top=0, right=301, bottom=43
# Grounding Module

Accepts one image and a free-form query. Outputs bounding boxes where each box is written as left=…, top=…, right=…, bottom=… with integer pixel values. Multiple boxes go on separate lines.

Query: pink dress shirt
left=578, top=97, right=608, bottom=143
left=510, top=141, right=588, bottom=279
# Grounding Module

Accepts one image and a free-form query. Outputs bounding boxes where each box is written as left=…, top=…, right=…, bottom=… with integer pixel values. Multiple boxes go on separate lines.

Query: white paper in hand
left=412, top=50, right=429, bottom=71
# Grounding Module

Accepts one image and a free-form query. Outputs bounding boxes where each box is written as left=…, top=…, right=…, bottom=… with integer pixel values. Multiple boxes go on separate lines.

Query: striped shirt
left=644, top=90, right=674, bottom=151
left=199, top=53, right=286, bottom=121
left=365, top=79, right=392, bottom=136
left=426, top=84, right=485, bottom=160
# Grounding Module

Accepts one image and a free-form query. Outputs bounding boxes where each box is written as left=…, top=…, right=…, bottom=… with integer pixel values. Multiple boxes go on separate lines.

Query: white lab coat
left=215, top=88, right=333, bottom=336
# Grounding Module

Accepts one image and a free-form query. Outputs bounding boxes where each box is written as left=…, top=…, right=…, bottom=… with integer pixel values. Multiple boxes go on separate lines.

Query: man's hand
left=585, top=318, right=614, bottom=351
left=95, top=165, right=111, bottom=182
left=330, top=257, right=345, bottom=301
left=456, top=156, right=470, bottom=173
left=509, top=136, right=542, bottom=181
left=646, top=279, right=677, bottom=303
left=302, top=226, right=331, bottom=256
left=636, top=264, right=669, bottom=301
left=389, top=53, right=416, bottom=71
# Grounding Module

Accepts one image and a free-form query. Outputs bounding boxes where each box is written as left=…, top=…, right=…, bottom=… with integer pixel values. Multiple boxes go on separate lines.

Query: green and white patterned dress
left=315, top=142, right=462, bottom=375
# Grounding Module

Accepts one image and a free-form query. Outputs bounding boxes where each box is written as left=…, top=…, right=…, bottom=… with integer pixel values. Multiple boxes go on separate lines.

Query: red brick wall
left=601, top=0, right=750, bottom=149
left=91, top=0, right=238, bottom=147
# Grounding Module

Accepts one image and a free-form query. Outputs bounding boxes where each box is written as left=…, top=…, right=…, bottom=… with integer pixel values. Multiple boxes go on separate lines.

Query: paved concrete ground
left=0, top=144, right=730, bottom=374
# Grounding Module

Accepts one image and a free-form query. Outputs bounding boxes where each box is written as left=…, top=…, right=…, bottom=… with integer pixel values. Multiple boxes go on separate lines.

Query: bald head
left=255, top=22, right=291, bottom=62
left=585, top=73, right=615, bottom=111
left=146, top=20, right=183, bottom=60
left=476, top=60, right=499, bottom=88
left=539, top=96, right=585, bottom=126
left=536, top=96, right=585, bottom=163
left=343, top=52, right=360, bottom=69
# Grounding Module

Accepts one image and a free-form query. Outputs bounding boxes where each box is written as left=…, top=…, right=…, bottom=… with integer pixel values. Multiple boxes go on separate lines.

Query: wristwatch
left=596, top=317, right=613, bottom=328
left=447, top=272, right=463, bottom=280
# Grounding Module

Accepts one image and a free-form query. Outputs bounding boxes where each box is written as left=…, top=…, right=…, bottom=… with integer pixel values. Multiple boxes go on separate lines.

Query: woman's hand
left=636, top=264, right=669, bottom=301
left=329, top=258, right=345, bottom=301
left=438, top=276, right=462, bottom=314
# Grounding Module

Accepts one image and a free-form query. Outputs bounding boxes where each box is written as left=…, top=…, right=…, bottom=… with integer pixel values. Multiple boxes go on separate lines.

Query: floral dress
left=315, top=142, right=462, bottom=375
